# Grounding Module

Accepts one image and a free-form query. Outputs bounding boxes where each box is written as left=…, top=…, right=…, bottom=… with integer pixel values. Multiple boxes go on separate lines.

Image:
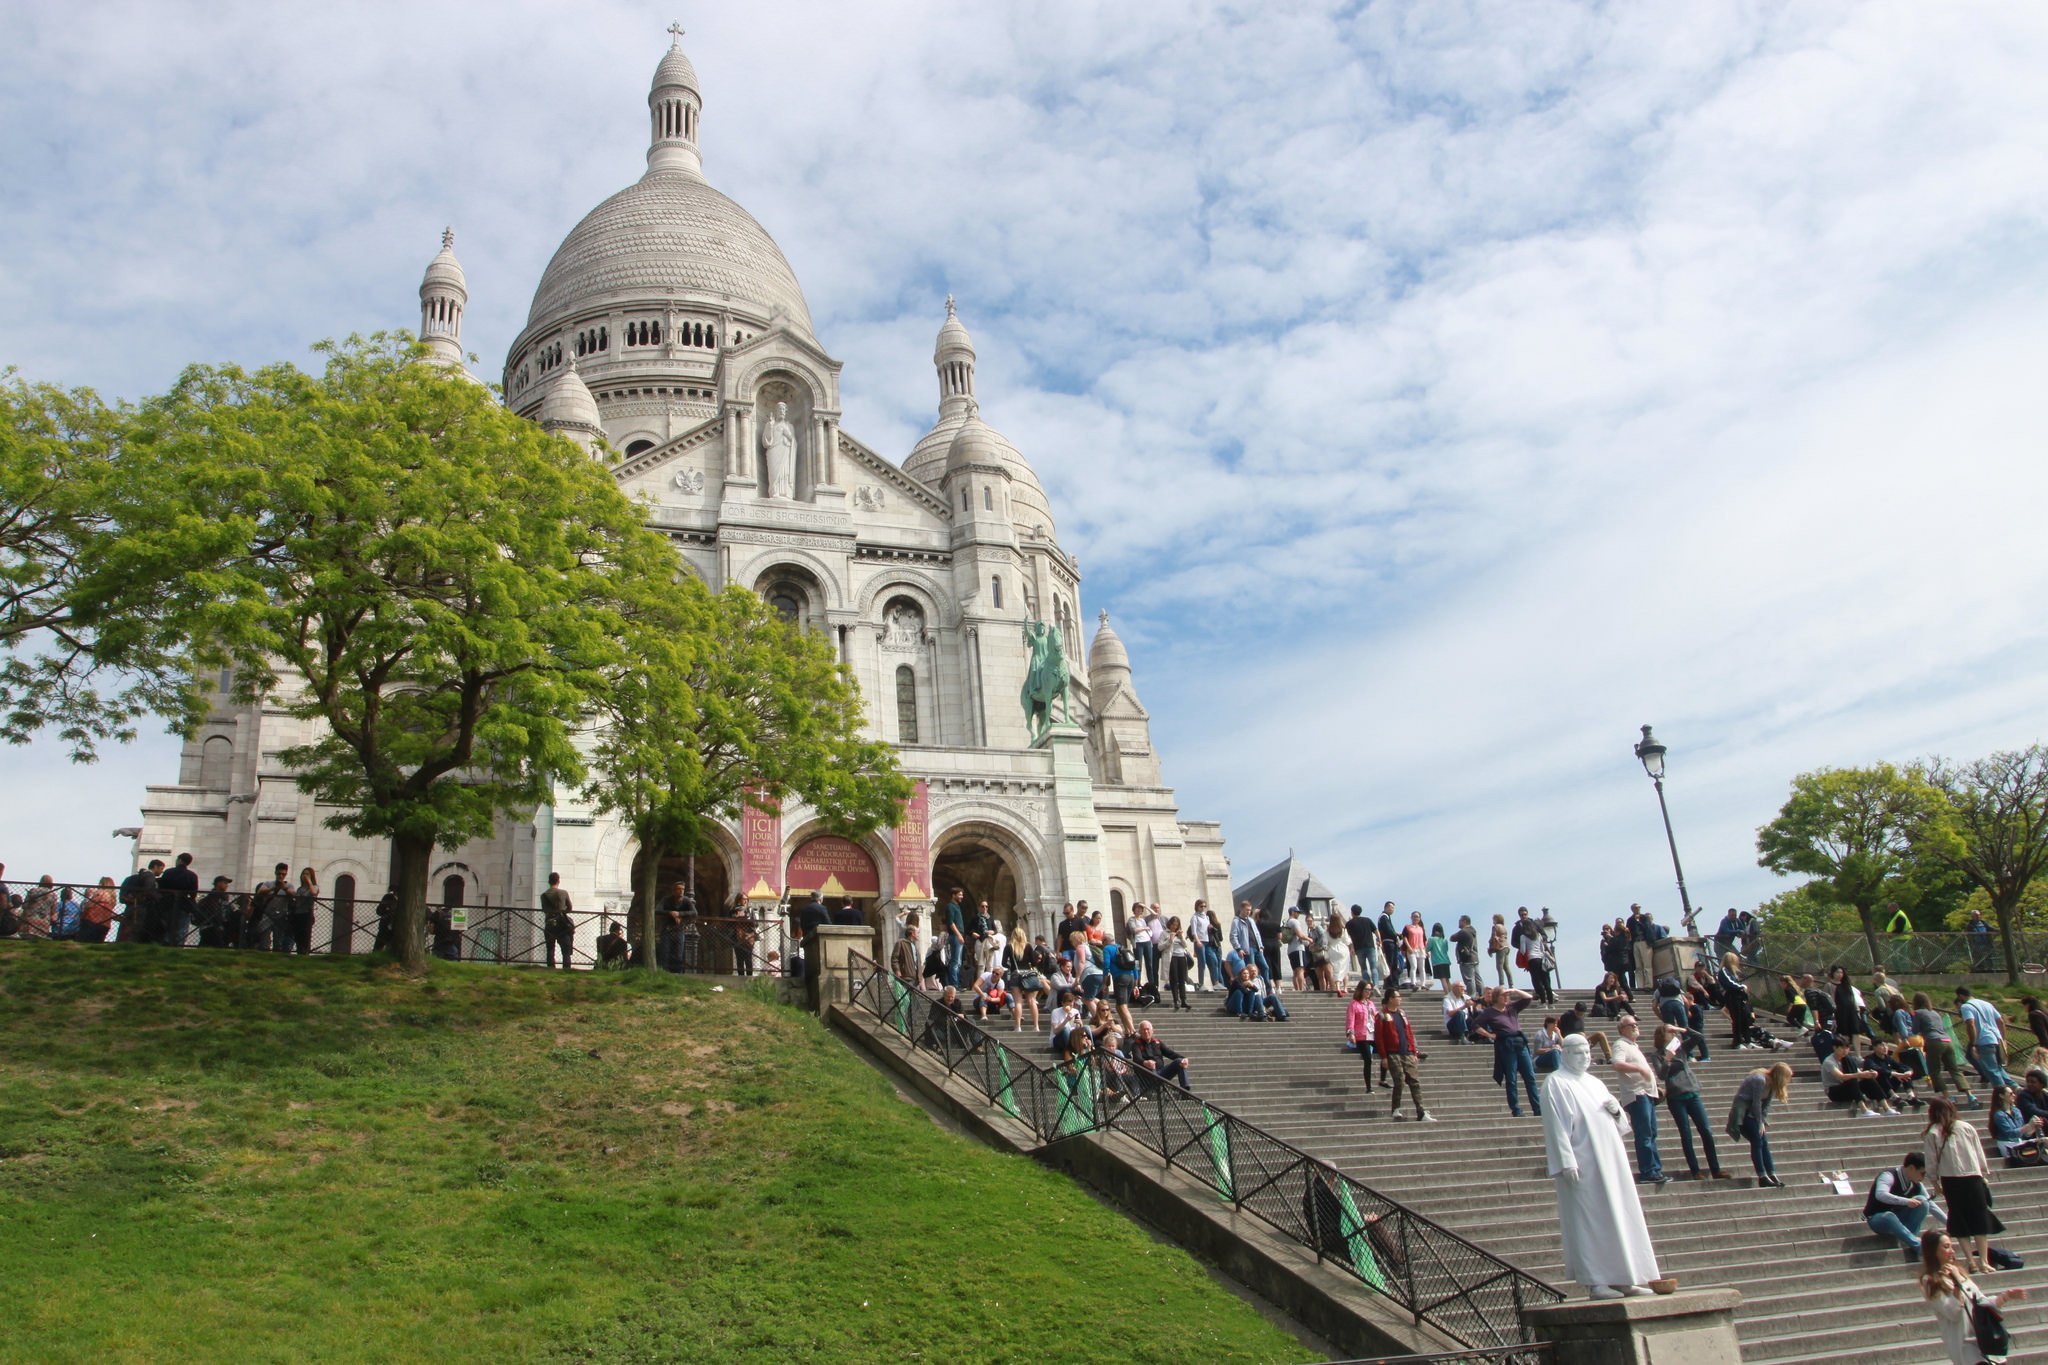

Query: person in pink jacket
left=1347, top=983, right=1381, bottom=1093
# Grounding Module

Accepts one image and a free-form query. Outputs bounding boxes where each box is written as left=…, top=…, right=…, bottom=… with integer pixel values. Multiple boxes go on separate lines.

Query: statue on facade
left=885, top=602, right=922, bottom=649
left=1020, top=619, right=1071, bottom=741
left=1541, top=1034, right=1661, bottom=1298
left=760, top=400, right=797, bottom=500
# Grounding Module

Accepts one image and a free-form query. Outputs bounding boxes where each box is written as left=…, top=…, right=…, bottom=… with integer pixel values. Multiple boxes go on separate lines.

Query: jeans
left=1232, top=986, right=1262, bottom=1019
left=1493, top=949, right=1513, bottom=986
left=1082, top=972, right=1105, bottom=1002
left=1867, top=1203, right=1929, bottom=1253
left=1498, top=1036, right=1541, bottom=1116
left=1459, top=959, right=1481, bottom=995
left=1261, top=991, right=1289, bottom=1021
left=1138, top=940, right=1160, bottom=990
left=1972, top=1042, right=2016, bottom=1090
left=1739, top=1114, right=1774, bottom=1179
left=1666, top=1090, right=1719, bottom=1175
left=944, top=934, right=963, bottom=987
left=1197, top=945, right=1224, bottom=989
left=545, top=923, right=574, bottom=969
left=1447, top=1011, right=1470, bottom=1043
left=1624, top=1094, right=1663, bottom=1180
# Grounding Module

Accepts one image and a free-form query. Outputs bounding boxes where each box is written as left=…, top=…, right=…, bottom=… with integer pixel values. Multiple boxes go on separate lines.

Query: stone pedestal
left=1033, top=722, right=1108, bottom=918
left=1652, top=935, right=1706, bottom=984
left=1523, top=1288, right=1742, bottom=1365
left=811, top=922, right=877, bottom=1014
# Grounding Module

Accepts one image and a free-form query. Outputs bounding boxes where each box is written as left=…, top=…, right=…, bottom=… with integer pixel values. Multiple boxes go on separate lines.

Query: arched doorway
left=627, top=844, right=733, bottom=917
left=929, top=831, right=1023, bottom=947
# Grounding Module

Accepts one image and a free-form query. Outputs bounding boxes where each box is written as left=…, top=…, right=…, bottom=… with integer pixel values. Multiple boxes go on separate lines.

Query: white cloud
left=3, top=1, right=2047, bottom=987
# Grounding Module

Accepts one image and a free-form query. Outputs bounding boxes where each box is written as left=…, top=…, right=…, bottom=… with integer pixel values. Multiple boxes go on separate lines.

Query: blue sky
left=4, top=1, right=2047, bottom=986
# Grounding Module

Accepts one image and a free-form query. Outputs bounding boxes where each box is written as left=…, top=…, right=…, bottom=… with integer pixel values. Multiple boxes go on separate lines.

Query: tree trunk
left=1995, top=895, right=2022, bottom=986
left=1856, top=904, right=1880, bottom=976
left=635, top=828, right=665, bottom=973
left=390, top=830, right=434, bottom=975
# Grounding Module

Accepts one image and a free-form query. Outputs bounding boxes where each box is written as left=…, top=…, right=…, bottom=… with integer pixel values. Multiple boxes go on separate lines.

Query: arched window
left=767, top=587, right=804, bottom=624
left=625, top=439, right=654, bottom=458
left=198, top=735, right=232, bottom=790
left=991, top=576, right=1003, bottom=609
left=983, top=486, right=993, bottom=511
left=332, top=873, right=356, bottom=954
left=895, top=665, right=919, bottom=744
left=441, top=874, right=465, bottom=907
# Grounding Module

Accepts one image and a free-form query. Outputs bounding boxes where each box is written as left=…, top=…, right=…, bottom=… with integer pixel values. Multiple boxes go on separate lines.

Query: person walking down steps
left=1375, top=990, right=1434, bottom=1122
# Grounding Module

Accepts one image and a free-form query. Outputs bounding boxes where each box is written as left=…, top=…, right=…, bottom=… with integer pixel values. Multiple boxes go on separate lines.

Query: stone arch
left=316, top=854, right=379, bottom=955
left=198, top=735, right=233, bottom=790
left=733, top=358, right=829, bottom=410
left=853, top=568, right=956, bottom=627
left=735, top=547, right=846, bottom=612
left=927, top=807, right=1050, bottom=939
left=606, top=821, right=742, bottom=912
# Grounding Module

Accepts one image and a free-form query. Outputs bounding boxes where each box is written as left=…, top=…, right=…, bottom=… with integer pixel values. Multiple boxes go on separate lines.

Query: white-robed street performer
left=1542, top=1033, right=1661, bottom=1298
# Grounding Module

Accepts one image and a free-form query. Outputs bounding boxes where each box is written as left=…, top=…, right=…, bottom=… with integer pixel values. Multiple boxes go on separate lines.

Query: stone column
left=1036, top=722, right=1108, bottom=925
left=1522, top=1289, right=1743, bottom=1365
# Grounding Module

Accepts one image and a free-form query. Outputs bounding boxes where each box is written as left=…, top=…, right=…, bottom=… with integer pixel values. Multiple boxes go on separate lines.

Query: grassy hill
left=0, top=944, right=1301, bottom=1364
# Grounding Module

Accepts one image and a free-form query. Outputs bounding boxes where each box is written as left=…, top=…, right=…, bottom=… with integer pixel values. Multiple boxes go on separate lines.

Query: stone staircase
left=1082, top=985, right=2048, bottom=1363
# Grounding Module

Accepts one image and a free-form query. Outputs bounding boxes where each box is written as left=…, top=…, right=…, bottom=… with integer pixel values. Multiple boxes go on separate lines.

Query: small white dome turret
left=539, top=353, right=605, bottom=455
left=418, top=227, right=468, bottom=368
left=647, top=22, right=704, bottom=178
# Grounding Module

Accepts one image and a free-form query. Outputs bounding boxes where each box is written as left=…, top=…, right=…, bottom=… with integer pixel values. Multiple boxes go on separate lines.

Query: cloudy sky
left=4, top=1, right=2046, bottom=983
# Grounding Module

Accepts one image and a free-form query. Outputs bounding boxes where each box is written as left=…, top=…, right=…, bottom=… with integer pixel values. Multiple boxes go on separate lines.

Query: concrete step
left=1057, top=997, right=2047, bottom=1363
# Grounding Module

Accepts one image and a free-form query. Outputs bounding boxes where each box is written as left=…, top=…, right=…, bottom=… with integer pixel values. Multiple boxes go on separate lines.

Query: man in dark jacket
left=119, top=861, right=163, bottom=945
left=1128, top=1020, right=1192, bottom=1091
left=156, top=853, right=200, bottom=948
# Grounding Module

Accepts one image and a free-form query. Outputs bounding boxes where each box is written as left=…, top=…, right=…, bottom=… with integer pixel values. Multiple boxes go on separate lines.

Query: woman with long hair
left=1346, top=982, right=1379, bottom=1094
left=1165, top=916, right=1193, bottom=1012
left=1488, top=913, right=1512, bottom=987
left=1728, top=1062, right=1793, bottom=1187
left=1323, top=911, right=1352, bottom=995
left=1925, top=1095, right=2004, bottom=1274
left=1717, top=951, right=1761, bottom=1050
left=1920, top=1229, right=2024, bottom=1364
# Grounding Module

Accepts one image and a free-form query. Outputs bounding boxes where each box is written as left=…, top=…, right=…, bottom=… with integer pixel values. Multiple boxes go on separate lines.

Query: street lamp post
left=1633, top=724, right=1697, bottom=937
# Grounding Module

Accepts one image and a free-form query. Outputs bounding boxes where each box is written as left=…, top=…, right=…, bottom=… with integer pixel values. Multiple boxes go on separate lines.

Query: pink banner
left=786, top=836, right=881, bottom=897
left=892, top=780, right=931, bottom=901
left=740, top=792, right=782, bottom=901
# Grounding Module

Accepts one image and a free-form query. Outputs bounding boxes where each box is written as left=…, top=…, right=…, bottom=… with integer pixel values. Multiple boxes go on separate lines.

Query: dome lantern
left=647, top=21, right=704, bottom=178
left=418, top=226, right=468, bottom=368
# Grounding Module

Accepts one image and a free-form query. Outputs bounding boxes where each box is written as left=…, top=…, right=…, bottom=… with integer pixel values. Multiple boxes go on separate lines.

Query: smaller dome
left=944, top=409, right=1020, bottom=480
left=421, top=227, right=467, bottom=296
left=935, top=294, right=972, bottom=358
left=539, top=357, right=602, bottom=431
left=653, top=39, right=699, bottom=94
left=1089, top=609, right=1131, bottom=676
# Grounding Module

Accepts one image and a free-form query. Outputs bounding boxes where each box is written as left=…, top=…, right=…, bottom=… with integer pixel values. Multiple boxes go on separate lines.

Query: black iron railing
left=0, top=878, right=793, bottom=975
left=841, top=954, right=1563, bottom=1351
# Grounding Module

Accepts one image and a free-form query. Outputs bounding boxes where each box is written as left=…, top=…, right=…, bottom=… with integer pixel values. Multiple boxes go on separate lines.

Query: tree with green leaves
left=1913, top=746, right=2048, bottom=984
left=96, top=335, right=677, bottom=970
left=0, top=370, right=206, bottom=758
left=1755, top=763, right=1940, bottom=970
left=583, top=577, right=910, bottom=965
left=1750, top=881, right=1859, bottom=933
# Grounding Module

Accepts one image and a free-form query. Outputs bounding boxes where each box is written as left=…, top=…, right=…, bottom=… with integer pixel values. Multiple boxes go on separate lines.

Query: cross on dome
left=1099, top=609, right=1109, bottom=625
left=945, top=293, right=956, bottom=317
left=441, top=226, right=455, bottom=250
left=667, top=20, right=685, bottom=45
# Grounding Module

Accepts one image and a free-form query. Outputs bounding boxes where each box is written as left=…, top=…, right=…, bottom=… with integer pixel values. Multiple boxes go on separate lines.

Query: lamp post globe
left=1634, top=725, right=1667, bottom=780
left=1632, top=724, right=1695, bottom=936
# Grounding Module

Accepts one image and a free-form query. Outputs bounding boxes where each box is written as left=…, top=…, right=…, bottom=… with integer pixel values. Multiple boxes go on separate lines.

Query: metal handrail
left=839, top=953, right=1563, bottom=1350
left=1316, top=1348, right=1555, bottom=1365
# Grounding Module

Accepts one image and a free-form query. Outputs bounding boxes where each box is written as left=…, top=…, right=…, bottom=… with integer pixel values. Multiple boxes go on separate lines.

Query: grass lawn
left=0, top=943, right=1302, bottom=1364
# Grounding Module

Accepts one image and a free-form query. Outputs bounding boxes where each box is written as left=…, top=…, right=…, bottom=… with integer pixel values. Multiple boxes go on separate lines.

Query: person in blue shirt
left=1956, top=986, right=2017, bottom=1090
left=52, top=888, right=83, bottom=941
left=1715, top=908, right=1742, bottom=960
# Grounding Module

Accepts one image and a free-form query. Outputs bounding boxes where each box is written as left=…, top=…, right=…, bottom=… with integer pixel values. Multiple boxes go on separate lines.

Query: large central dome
left=519, top=32, right=814, bottom=347
left=525, top=170, right=812, bottom=333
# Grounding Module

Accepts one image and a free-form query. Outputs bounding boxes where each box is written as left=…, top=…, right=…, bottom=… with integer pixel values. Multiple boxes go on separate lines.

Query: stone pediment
left=1095, top=681, right=1149, bottom=720
left=613, top=414, right=724, bottom=485
left=837, top=429, right=949, bottom=518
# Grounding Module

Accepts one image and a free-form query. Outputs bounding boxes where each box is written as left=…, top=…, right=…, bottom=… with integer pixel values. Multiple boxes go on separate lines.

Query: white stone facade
left=132, top=33, right=1233, bottom=947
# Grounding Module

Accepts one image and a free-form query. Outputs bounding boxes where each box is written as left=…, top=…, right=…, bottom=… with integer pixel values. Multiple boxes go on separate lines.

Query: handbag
left=1973, top=1298, right=2010, bottom=1355
left=1515, top=950, right=1530, bottom=970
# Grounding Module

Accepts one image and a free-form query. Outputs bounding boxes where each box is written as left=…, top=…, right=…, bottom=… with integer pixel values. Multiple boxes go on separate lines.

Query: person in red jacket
left=1376, top=990, right=1436, bottom=1122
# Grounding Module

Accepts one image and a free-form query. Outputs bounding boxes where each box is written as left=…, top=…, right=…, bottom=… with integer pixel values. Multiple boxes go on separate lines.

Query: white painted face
left=1561, top=1034, right=1593, bottom=1076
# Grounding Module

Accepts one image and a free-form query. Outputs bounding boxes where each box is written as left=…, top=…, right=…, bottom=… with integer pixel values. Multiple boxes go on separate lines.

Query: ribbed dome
left=421, top=229, right=467, bottom=295
left=652, top=44, right=699, bottom=94
left=539, top=359, right=602, bottom=431
left=904, top=410, right=968, bottom=487
left=944, top=411, right=1024, bottom=479
left=1089, top=610, right=1131, bottom=675
left=525, top=170, right=813, bottom=335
